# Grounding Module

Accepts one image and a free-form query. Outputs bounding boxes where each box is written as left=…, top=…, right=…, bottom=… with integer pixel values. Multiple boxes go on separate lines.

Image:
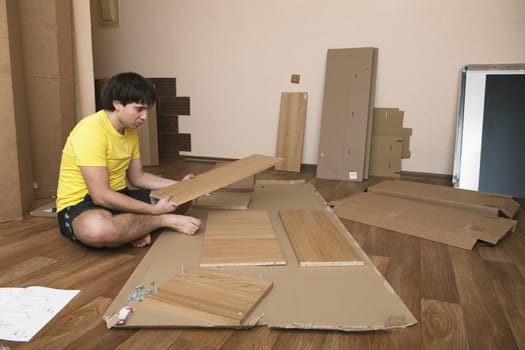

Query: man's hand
left=151, top=195, right=177, bottom=215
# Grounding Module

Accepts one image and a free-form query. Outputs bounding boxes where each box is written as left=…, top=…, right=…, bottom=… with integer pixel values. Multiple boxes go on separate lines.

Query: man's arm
left=126, top=158, right=188, bottom=190
left=80, top=165, right=176, bottom=215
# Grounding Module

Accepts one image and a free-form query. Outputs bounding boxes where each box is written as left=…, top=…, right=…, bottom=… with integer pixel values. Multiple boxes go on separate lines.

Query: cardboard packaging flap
left=333, top=191, right=517, bottom=250
left=367, top=180, right=520, bottom=218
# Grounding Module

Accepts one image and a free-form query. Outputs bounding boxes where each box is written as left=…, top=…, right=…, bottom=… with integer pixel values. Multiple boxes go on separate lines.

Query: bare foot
left=163, top=214, right=201, bottom=235
left=131, top=234, right=152, bottom=248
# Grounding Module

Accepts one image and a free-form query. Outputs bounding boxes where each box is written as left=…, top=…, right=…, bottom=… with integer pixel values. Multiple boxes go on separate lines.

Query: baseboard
left=399, top=170, right=453, bottom=186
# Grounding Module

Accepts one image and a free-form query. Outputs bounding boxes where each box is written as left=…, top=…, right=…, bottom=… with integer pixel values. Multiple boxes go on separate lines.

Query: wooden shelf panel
left=200, top=210, right=286, bottom=267
left=279, top=210, right=364, bottom=266
left=151, top=154, right=283, bottom=205
left=145, top=268, right=272, bottom=325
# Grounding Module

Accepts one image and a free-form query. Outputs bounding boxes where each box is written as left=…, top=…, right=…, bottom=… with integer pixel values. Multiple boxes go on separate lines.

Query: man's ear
left=113, top=100, right=123, bottom=111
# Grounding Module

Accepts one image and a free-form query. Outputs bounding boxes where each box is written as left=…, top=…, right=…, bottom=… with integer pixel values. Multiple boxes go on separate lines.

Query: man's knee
left=73, top=212, right=120, bottom=247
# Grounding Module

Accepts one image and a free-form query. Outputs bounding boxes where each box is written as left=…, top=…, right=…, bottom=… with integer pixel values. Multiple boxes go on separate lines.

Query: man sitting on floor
left=56, top=72, right=200, bottom=248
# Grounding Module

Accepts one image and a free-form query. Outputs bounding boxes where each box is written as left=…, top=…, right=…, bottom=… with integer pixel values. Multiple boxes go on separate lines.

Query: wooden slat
left=144, top=268, right=273, bottom=325
left=279, top=210, right=363, bottom=266
left=275, top=92, right=308, bottom=172
left=150, top=154, right=283, bottom=205
left=200, top=210, right=286, bottom=267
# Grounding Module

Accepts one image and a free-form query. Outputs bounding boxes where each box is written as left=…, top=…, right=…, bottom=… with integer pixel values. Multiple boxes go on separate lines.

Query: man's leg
left=72, top=209, right=201, bottom=248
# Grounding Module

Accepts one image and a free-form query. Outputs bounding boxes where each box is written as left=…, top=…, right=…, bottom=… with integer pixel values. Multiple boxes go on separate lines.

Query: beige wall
left=92, top=0, right=525, bottom=175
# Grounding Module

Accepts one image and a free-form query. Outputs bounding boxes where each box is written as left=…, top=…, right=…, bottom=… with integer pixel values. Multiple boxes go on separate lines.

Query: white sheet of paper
left=0, top=286, right=79, bottom=342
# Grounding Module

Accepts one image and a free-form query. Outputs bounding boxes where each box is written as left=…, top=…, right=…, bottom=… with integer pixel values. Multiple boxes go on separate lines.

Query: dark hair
left=101, top=72, right=156, bottom=110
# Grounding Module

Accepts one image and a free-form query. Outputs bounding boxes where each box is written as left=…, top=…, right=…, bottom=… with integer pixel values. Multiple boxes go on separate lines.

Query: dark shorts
left=57, top=188, right=151, bottom=245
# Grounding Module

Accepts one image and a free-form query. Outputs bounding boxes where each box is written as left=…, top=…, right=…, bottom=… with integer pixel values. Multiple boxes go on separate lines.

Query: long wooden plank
left=150, top=154, right=283, bottom=205
left=144, top=268, right=272, bottom=325
left=279, top=210, right=364, bottom=266
left=200, top=211, right=286, bottom=267
left=275, top=92, right=308, bottom=172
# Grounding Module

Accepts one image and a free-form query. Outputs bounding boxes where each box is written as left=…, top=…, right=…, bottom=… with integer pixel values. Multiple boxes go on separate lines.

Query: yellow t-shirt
left=56, top=110, right=141, bottom=212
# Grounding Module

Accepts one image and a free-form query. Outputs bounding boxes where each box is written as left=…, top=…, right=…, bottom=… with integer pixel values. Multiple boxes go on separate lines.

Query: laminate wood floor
left=1, top=155, right=524, bottom=350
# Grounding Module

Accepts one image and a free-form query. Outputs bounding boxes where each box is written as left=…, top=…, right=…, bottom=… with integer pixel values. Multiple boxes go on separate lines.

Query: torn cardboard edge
left=367, top=179, right=520, bottom=219
left=104, top=182, right=417, bottom=331
left=332, top=191, right=517, bottom=250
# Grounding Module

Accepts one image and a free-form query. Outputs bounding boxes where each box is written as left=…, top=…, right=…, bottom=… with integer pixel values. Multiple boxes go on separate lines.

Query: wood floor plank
left=144, top=268, right=272, bottom=325
left=271, top=330, right=328, bottom=350
left=421, top=298, right=470, bottom=350
left=360, top=225, right=395, bottom=258
left=114, top=329, right=184, bottom=350
left=0, top=256, right=57, bottom=285
left=151, top=154, right=283, bottom=205
left=7, top=296, right=113, bottom=349
left=220, top=326, right=280, bottom=350
left=484, top=260, right=525, bottom=349
left=321, top=332, right=374, bottom=350
left=279, top=210, right=363, bottom=266
left=384, top=233, right=421, bottom=350
left=449, top=246, right=520, bottom=350
left=499, top=230, right=525, bottom=279
left=420, top=240, right=461, bottom=303
left=200, top=210, right=286, bottom=267
left=180, top=329, right=234, bottom=349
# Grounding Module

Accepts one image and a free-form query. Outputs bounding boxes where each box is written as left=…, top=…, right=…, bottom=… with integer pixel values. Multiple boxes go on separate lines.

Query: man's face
left=116, top=102, right=150, bottom=128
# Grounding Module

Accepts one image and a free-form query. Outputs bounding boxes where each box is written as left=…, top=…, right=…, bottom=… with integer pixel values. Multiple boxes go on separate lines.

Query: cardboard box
left=317, top=48, right=377, bottom=182
left=368, top=136, right=403, bottom=177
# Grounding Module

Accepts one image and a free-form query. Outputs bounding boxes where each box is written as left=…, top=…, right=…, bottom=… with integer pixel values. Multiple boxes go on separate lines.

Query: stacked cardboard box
left=369, top=108, right=412, bottom=178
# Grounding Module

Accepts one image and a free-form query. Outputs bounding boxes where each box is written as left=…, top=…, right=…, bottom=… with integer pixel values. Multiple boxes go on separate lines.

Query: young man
left=56, top=72, right=201, bottom=248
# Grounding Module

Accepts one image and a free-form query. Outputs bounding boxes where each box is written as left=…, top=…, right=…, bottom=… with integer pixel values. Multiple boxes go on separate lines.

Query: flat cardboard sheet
left=333, top=192, right=517, bottom=250
left=367, top=180, right=520, bottom=218
left=104, top=182, right=416, bottom=331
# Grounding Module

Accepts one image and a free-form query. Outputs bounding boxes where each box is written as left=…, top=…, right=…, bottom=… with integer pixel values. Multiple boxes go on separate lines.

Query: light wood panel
left=200, top=210, right=286, bottom=267
left=151, top=154, right=283, bottom=205
left=279, top=210, right=363, bottom=266
left=144, top=268, right=273, bottom=325
left=275, top=92, right=308, bottom=172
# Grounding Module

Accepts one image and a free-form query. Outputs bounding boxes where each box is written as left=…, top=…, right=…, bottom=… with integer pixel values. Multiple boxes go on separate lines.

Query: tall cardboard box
left=317, top=47, right=377, bottom=182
